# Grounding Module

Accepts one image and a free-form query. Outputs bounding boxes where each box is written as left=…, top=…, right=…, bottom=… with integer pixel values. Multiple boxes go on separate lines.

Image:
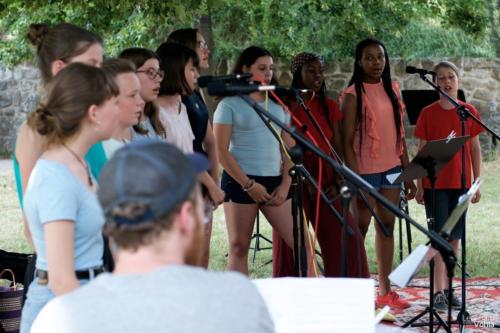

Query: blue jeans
left=20, top=278, right=88, bottom=333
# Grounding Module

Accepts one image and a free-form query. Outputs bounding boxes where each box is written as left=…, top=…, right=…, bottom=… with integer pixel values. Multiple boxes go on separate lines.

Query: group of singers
left=12, top=22, right=483, bottom=332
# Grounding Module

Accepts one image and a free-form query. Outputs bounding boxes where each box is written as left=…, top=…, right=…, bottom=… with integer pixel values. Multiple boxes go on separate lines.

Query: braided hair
left=347, top=38, right=401, bottom=152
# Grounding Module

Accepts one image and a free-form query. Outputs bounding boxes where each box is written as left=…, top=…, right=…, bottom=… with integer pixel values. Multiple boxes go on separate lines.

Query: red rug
left=375, top=277, right=500, bottom=332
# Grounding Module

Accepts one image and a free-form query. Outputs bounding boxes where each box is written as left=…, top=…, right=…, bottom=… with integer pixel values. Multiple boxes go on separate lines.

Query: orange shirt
left=342, top=81, right=405, bottom=174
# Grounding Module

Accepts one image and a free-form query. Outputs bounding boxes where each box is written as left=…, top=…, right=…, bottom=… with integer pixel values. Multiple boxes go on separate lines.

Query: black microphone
left=197, top=73, right=252, bottom=88
left=207, top=80, right=299, bottom=97
left=406, top=66, right=436, bottom=76
left=275, top=87, right=312, bottom=97
left=207, top=80, right=272, bottom=96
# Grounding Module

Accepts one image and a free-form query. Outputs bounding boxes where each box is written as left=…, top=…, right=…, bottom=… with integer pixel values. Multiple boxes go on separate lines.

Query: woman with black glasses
left=119, top=48, right=167, bottom=140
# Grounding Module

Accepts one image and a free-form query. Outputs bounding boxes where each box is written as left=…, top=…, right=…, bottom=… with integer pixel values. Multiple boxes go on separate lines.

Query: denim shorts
left=20, top=278, right=89, bottom=333
left=360, top=165, right=402, bottom=189
left=423, top=189, right=467, bottom=240
left=221, top=171, right=286, bottom=204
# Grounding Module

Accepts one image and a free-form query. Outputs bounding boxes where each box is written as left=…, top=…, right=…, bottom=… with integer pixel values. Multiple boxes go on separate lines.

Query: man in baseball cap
left=31, top=140, right=274, bottom=333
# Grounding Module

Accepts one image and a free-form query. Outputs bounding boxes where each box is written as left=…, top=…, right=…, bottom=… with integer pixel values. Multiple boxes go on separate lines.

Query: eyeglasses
left=136, top=68, right=165, bottom=80
left=197, top=40, right=208, bottom=50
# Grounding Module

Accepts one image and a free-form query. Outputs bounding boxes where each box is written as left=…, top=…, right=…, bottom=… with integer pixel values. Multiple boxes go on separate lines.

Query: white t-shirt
left=159, top=103, right=195, bottom=153
left=102, top=137, right=128, bottom=158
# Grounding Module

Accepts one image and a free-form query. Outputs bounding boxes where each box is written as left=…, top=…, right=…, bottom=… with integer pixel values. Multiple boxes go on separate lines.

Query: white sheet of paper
left=253, top=278, right=375, bottom=333
left=386, top=172, right=401, bottom=184
left=389, top=244, right=437, bottom=288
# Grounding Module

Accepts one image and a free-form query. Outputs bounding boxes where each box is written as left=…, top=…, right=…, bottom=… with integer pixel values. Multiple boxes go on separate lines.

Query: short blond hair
left=434, top=61, right=460, bottom=79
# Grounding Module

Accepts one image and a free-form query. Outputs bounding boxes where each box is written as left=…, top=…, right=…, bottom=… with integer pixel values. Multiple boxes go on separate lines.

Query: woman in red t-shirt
left=272, top=53, right=369, bottom=278
left=414, top=61, right=483, bottom=310
left=341, top=38, right=416, bottom=310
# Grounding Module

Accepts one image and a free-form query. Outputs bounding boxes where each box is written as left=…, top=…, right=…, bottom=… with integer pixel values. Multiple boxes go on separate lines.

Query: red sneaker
left=376, top=291, right=410, bottom=309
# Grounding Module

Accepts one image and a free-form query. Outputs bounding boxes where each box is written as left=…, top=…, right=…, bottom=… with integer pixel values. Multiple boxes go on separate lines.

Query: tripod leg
left=403, top=197, right=412, bottom=254
left=406, top=219, right=412, bottom=254
left=402, top=308, right=429, bottom=327
left=251, top=215, right=260, bottom=264
left=458, top=214, right=469, bottom=333
left=398, top=215, right=403, bottom=262
left=398, top=188, right=404, bottom=262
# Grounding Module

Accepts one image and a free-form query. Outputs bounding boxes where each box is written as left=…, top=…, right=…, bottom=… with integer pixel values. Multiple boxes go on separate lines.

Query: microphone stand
left=293, top=91, right=387, bottom=277
left=294, top=92, right=389, bottom=235
left=237, top=94, right=454, bottom=280
left=413, top=72, right=500, bottom=332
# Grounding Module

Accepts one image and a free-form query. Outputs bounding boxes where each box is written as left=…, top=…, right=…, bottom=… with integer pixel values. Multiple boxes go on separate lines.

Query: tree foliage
left=0, top=0, right=498, bottom=67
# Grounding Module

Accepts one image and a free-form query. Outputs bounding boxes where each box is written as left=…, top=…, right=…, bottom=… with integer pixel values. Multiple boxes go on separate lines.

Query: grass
left=1, top=160, right=499, bottom=279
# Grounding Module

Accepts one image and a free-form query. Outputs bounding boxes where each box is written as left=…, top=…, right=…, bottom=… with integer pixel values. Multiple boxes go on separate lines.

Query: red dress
left=272, top=95, right=369, bottom=277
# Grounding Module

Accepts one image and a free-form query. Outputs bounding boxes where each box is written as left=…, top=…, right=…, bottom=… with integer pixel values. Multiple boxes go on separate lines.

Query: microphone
left=406, top=66, right=436, bottom=76
left=206, top=80, right=299, bottom=97
left=207, top=80, right=273, bottom=96
left=273, top=87, right=312, bottom=97
left=197, top=73, right=252, bottom=88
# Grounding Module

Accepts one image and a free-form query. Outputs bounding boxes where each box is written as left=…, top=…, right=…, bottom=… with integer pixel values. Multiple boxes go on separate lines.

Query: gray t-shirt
left=31, top=265, right=274, bottom=333
left=214, top=96, right=290, bottom=177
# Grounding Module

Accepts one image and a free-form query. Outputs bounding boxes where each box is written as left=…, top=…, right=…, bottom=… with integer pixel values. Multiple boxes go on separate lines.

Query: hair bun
left=28, top=105, right=57, bottom=136
left=27, top=23, right=50, bottom=48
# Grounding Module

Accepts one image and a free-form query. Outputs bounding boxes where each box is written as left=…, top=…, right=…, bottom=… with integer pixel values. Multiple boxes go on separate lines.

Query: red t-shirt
left=290, top=96, right=343, bottom=185
left=414, top=101, right=484, bottom=189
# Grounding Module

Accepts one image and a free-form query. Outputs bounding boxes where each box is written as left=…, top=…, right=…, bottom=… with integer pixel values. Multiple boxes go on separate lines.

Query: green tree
left=0, top=0, right=496, bottom=67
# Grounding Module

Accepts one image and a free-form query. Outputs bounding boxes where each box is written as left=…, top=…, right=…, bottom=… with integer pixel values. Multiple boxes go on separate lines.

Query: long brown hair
left=156, top=42, right=199, bottom=96
left=166, top=28, right=198, bottom=50
left=27, top=23, right=102, bottom=84
left=27, top=63, right=118, bottom=147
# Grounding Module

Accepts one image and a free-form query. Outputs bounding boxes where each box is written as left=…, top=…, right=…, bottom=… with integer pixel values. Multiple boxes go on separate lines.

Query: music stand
left=389, top=180, right=480, bottom=289
left=402, top=89, right=467, bottom=125
left=396, top=136, right=469, bottom=333
left=440, top=179, right=480, bottom=238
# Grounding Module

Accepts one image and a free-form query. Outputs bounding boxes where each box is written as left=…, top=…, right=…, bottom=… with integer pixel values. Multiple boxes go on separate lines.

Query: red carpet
left=375, top=277, right=500, bottom=332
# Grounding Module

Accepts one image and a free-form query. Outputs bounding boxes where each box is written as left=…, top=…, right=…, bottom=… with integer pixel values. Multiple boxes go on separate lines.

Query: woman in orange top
left=273, top=52, right=369, bottom=278
left=341, top=38, right=415, bottom=309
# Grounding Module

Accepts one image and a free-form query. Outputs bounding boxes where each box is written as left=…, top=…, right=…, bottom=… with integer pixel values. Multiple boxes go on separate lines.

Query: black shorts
left=221, top=171, right=286, bottom=204
left=423, top=189, right=467, bottom=240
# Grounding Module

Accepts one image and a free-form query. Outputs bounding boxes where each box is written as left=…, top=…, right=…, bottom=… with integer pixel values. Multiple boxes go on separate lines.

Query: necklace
left=62, top=143, right=93, bottom=187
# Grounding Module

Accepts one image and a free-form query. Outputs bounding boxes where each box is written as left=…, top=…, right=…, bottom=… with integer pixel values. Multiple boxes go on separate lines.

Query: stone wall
left=0, top=64, right=40, bottom=155
left=1, top=57, right=499, bottom=155
left=276, top=57, right=500, bottom=155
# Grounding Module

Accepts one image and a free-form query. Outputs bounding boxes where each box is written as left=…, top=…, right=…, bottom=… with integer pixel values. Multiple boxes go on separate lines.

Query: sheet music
left=389, top=244, right=437, bottom=288
left=253, top=278, right=375, bottom=333
left=441, top=178, right=481, bottom=236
